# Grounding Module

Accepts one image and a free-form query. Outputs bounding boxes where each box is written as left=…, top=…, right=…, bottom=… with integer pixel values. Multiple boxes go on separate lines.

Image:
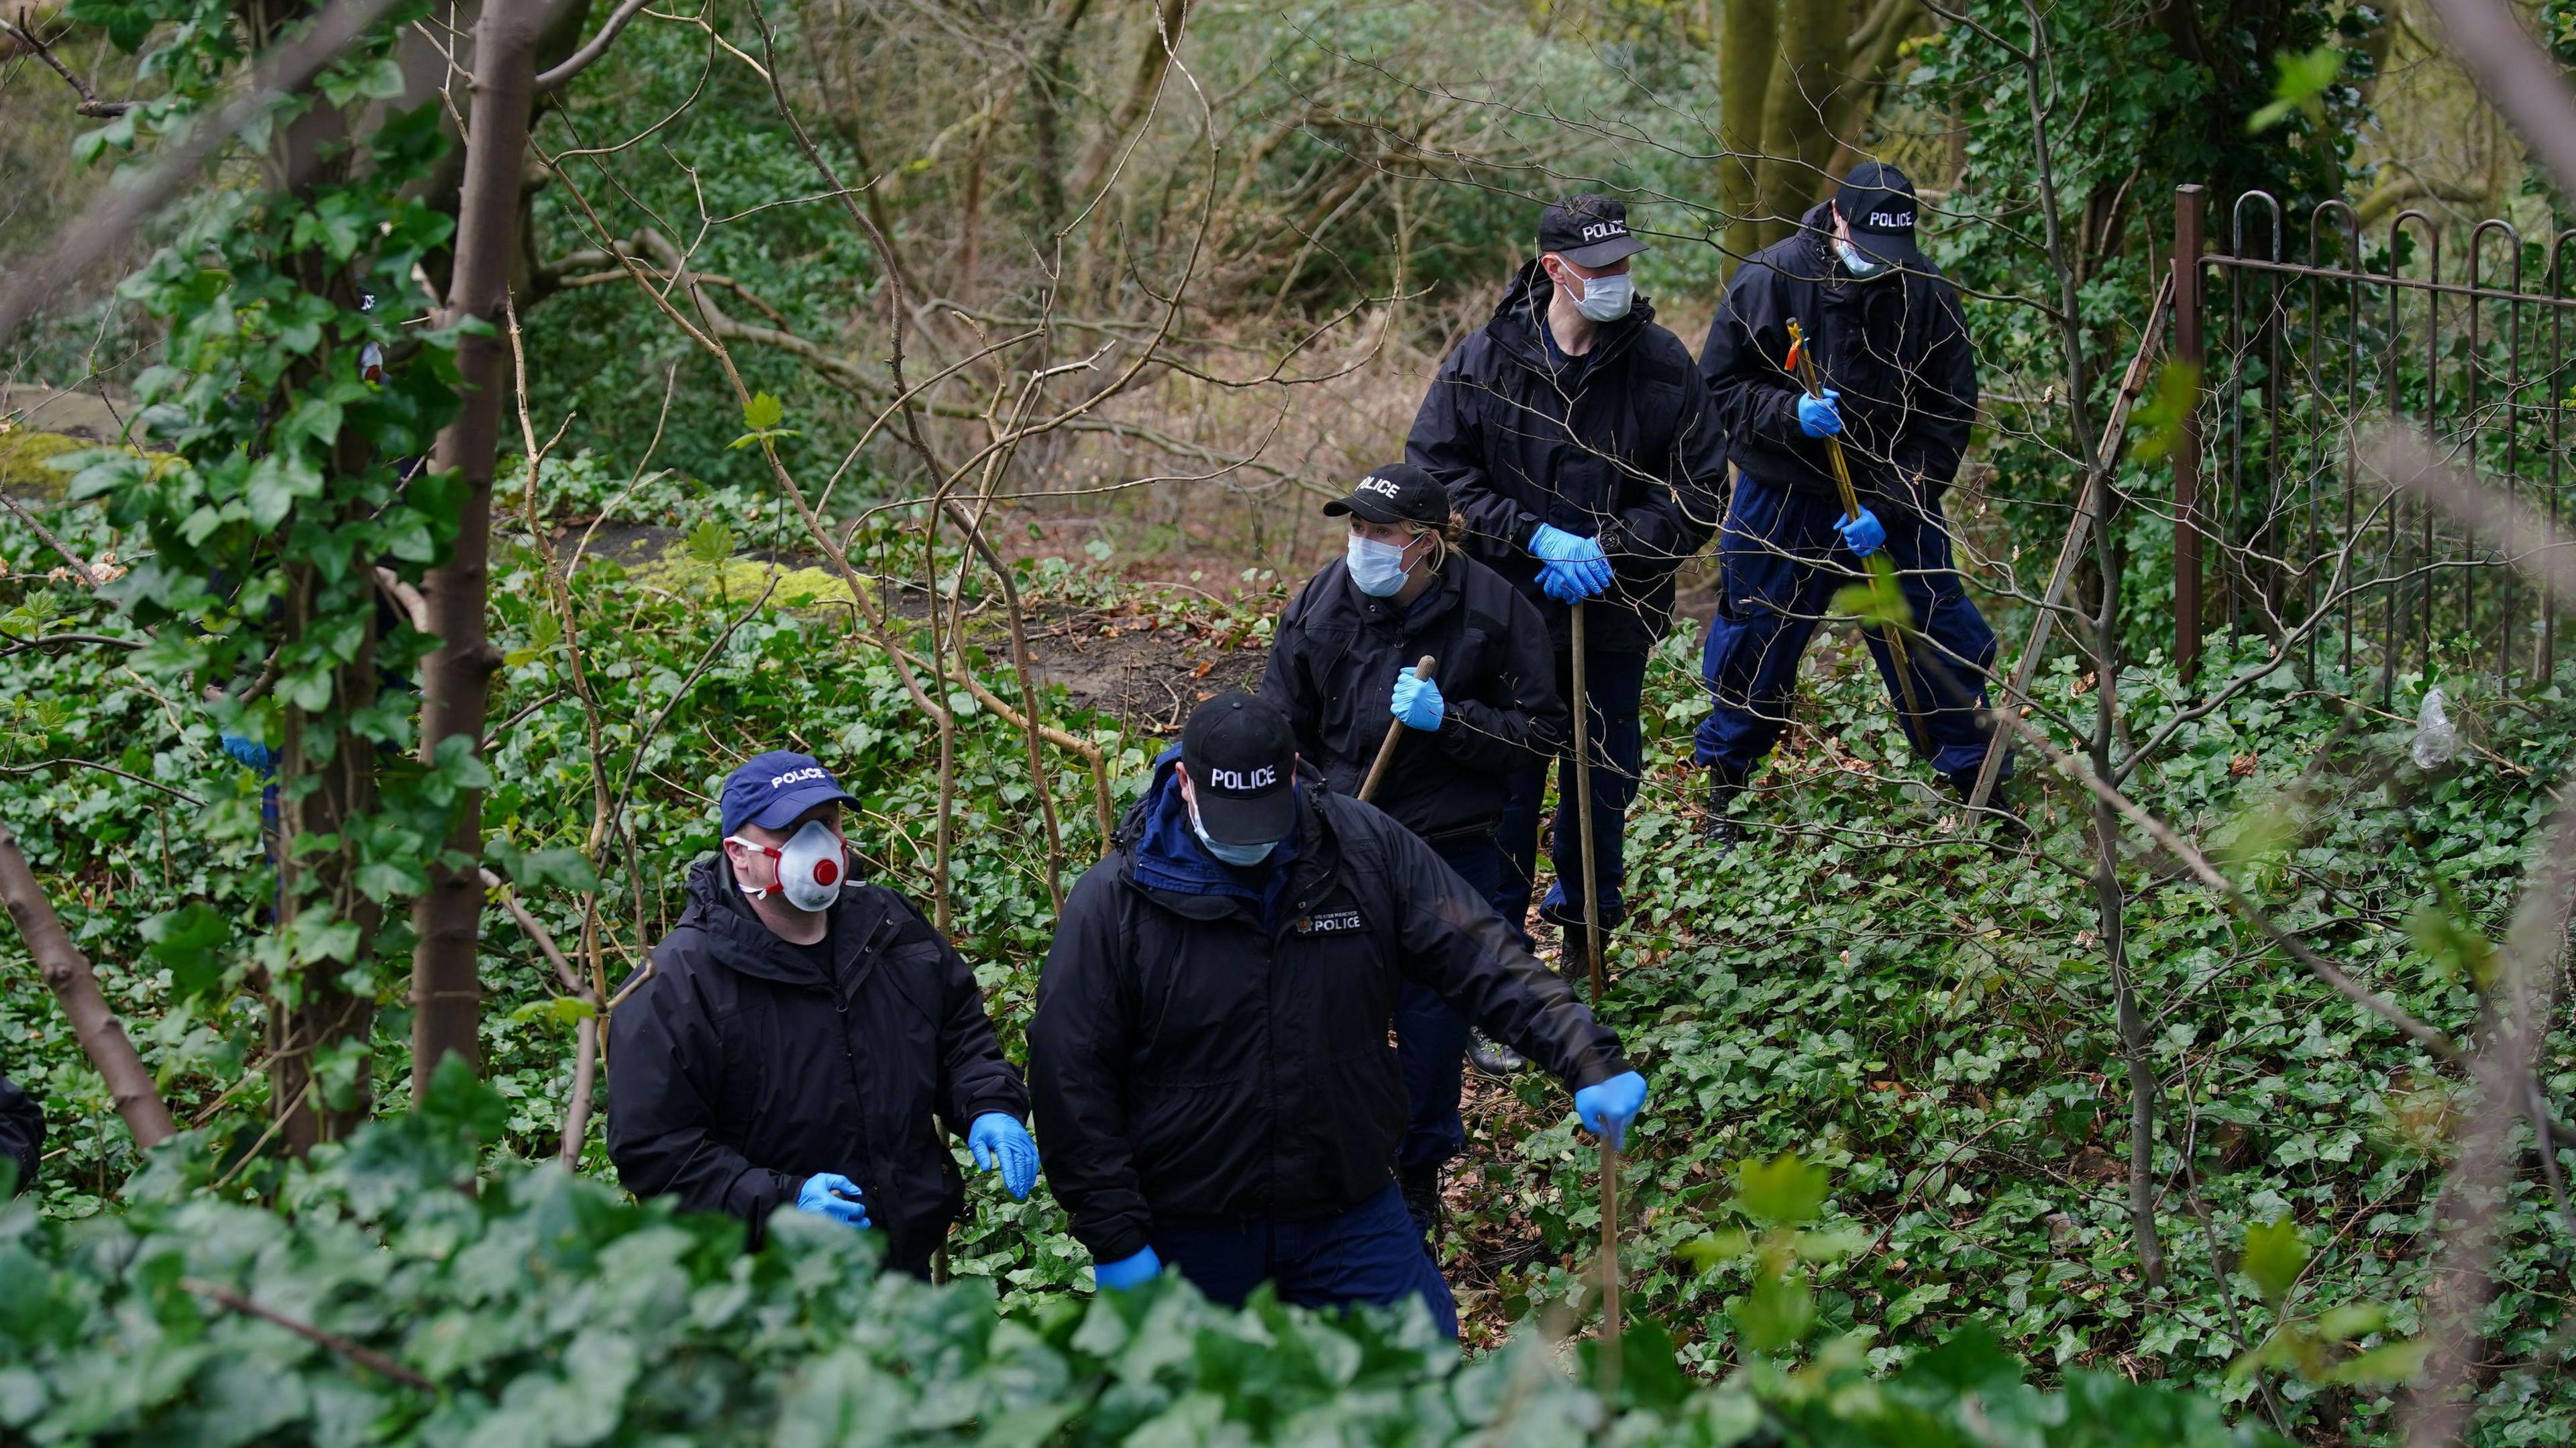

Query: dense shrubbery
left=7, top=478, right=2571, bottom=1441
left=0, top=1060, right=2283, bottom=1447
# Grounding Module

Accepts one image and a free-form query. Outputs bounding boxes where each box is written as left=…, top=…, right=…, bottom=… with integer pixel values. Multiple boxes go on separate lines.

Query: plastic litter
left=2412, top=687, right=2459, bottom=770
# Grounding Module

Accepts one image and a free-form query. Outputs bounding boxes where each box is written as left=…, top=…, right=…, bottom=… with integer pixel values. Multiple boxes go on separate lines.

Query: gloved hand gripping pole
left=1784, top=317, right=1929, bottom=746
left=1358, top=656, right=1437, bottom=804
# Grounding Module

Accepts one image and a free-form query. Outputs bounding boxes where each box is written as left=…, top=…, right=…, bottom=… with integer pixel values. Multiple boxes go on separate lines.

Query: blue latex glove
left=1536, top=560, right=1599, bottom=604
left=1391, top=670, right=1444, bottom=732
left=1093, top=1245, right=1163, bottom=1291
left=1796, top=388, right=1842, bottom=438
left=795, top=1172, right=872, bottom=1228
left=1572, top=1070, right=1649, bottom=1150
left=968, top=1112, right=1039, bottom=1201
left=1528, top=524, right=1613, bottom=599
left=1835, top=506, right=1886, bottom=558
left=220, top=732, right=278, bottom=773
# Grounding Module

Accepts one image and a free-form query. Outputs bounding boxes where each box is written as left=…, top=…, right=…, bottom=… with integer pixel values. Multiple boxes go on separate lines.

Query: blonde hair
left=1398, top=510, right=1468, bottom=572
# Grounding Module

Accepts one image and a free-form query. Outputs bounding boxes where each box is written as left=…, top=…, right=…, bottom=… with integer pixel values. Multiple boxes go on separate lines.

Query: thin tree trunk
left=273, top=562, right=383, bottom=1154
left=261, top=34, right=380, bottom=1154
left=411, top=0, right=542, bottom=1094
left=1754, top=0, right=1843, bottom=246
left=1715, top=0, right=1777, bottom=270
left=1025, top=0, right=1093, bottom=245
left=2088, top=366, right=2163, bottom=1289
left=1067, top=0, right=1190, bottom=203
left=0, top=823, right=178, bottom=1150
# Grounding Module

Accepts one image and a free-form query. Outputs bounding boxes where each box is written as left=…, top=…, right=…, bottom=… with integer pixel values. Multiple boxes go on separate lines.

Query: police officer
left=609, top=750, right=1040, bottom=1273
left=1029, top=693, right=1647, bottom=1335
left=1407, top=194, right=1727, bottom=937
left=1258, top=463, right=1569, bottom=1235
left=1695, top=162, right=2001, bottom=844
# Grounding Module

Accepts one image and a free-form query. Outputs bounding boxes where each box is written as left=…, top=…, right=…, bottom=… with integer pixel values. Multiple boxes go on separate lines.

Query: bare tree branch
left=531, top=0, right=649, bottom=91
left=0, top=821, right=178, bottom=1150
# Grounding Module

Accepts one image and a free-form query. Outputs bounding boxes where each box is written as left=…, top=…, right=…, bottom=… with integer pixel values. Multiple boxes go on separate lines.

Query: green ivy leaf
left=509, top=996, right=598, bottom=1030
left=2128, top=361, right=2201, bottom=465
left=2406, top=901, right=2500, bottom=990
left=2249, top=44, right=2343, bottom=133
left=1731, top=1268, right=1815, bottom=1354
left=2324, top=1337, right=2430, bottom=1386
left=685, top=518, right=740, bottom=565
left=1735, top=1154, right=1827, bottom=1226
left=2242, top=1217, right=2308, bottom=1305
left=66, top=0, right=158, bottom=52
left=142, top=901, right=235, bottom=1001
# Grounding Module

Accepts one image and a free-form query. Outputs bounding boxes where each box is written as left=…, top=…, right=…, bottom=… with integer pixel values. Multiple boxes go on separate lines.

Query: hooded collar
left=1118, top=748, right=1330, bottom=928
left=1488, top=257, right=1654, bottom=376
left=677, top=852, right=894, bottom=994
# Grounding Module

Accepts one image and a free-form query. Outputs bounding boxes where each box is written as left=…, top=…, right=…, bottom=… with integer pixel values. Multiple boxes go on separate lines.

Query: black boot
left=1399, top=1162, right=1442, bottom=1241
left=1705, top=763, right=1750, bottom=848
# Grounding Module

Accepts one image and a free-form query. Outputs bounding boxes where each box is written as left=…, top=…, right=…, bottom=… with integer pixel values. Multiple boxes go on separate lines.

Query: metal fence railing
left=2169, top=184, right=2576, bottom=698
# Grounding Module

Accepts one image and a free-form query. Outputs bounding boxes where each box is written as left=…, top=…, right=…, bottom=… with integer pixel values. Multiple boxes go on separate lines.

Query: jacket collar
left=678, top=852, right=894, bottom=993
left=1341, top=553, right=1464, bottom=634
left=1488, top=257, right=1653, bottom=376
left=1116, top=752, right=1338, bottom=926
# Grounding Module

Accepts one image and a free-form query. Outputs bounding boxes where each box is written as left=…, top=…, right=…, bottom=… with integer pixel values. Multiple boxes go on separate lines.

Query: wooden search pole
left=1357, top=656, right=1437, bottom=803
left=1570, top=600, right=1622, bottom=1400
left=1599, top=1137, right=1623, bottom=1401
left=1568, top=606, right=1605, bottom=1005
left=1784, top=317, right=1928, bottom=746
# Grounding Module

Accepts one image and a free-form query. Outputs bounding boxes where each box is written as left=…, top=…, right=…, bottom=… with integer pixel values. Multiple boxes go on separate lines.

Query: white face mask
left=1187, top=795, right=1279, bottom=868
left=1345, top=534, right=1410, bottom=597
left=1565, top=270, right=1635, bottom=322
left=1834, top=239, right=1890, bottom=278
left=729, top=818, right=847, bottom=912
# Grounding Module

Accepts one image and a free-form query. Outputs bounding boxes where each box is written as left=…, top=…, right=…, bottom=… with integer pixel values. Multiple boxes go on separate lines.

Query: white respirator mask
left=1568, top=271, right=1634, bottom=322
left=1833, top=239, right=1890, bottom=279
left=728, top=818, right=848, bottom=912
left=1345, top=534, right=1411, bottom=597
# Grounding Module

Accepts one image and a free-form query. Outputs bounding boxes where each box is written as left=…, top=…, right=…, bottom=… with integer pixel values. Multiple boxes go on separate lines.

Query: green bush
left=0, top=1062, right=2276, bottom=1447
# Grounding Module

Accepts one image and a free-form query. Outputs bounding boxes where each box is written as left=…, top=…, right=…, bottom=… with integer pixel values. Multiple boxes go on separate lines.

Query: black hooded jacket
left=1028, top=758, right=1630, bottom=1263
left=1699, top=203, right=1978, bottom=514
left=606, top=856, right=1030, bottom=1274
left=1, top=1069, right=40, bottom=1196
left=1258, top=553, right=1567, bottom=843
left=1405, top=258, right=1728, bottom=656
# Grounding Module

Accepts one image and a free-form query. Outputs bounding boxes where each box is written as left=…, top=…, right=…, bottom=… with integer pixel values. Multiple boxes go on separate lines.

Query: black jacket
left=1699, top=203, right=1978, bottom=514
left=1028, top=759, right=1629, bottom=1262
left=1258, top=553, right=1567, bottom=843
left=607, top=856, right=1030, bottom=1274
left=1, top=1070, right=40, bottom=1196
left=1405, top=259, right=1727, bottom=655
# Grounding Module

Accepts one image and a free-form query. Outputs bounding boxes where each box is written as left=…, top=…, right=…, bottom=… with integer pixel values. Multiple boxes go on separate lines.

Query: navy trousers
left=1393, top=834, right=1513, bottom=1173
left=1499, top=646, right=1646, bottom=924
left=1150, top=1182, right=1459, bottom=1337
left=1693, top=476, right=2006, bottom=780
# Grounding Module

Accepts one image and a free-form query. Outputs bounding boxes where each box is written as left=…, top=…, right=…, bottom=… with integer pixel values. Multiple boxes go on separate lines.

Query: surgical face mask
left=1566, top=270, right=1635, bottom=322
left=1187, top=795, right=1278, bottom=868
left=1345, top=533, right=1410, bottom=597
left=728, top=818, right=847, bottom=912
left=1834, top=239, right=1890, bottom=278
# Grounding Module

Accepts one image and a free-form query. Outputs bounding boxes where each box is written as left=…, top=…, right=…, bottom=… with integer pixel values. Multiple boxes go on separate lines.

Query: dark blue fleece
left=1131, top=748, right=1301, bottom=927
